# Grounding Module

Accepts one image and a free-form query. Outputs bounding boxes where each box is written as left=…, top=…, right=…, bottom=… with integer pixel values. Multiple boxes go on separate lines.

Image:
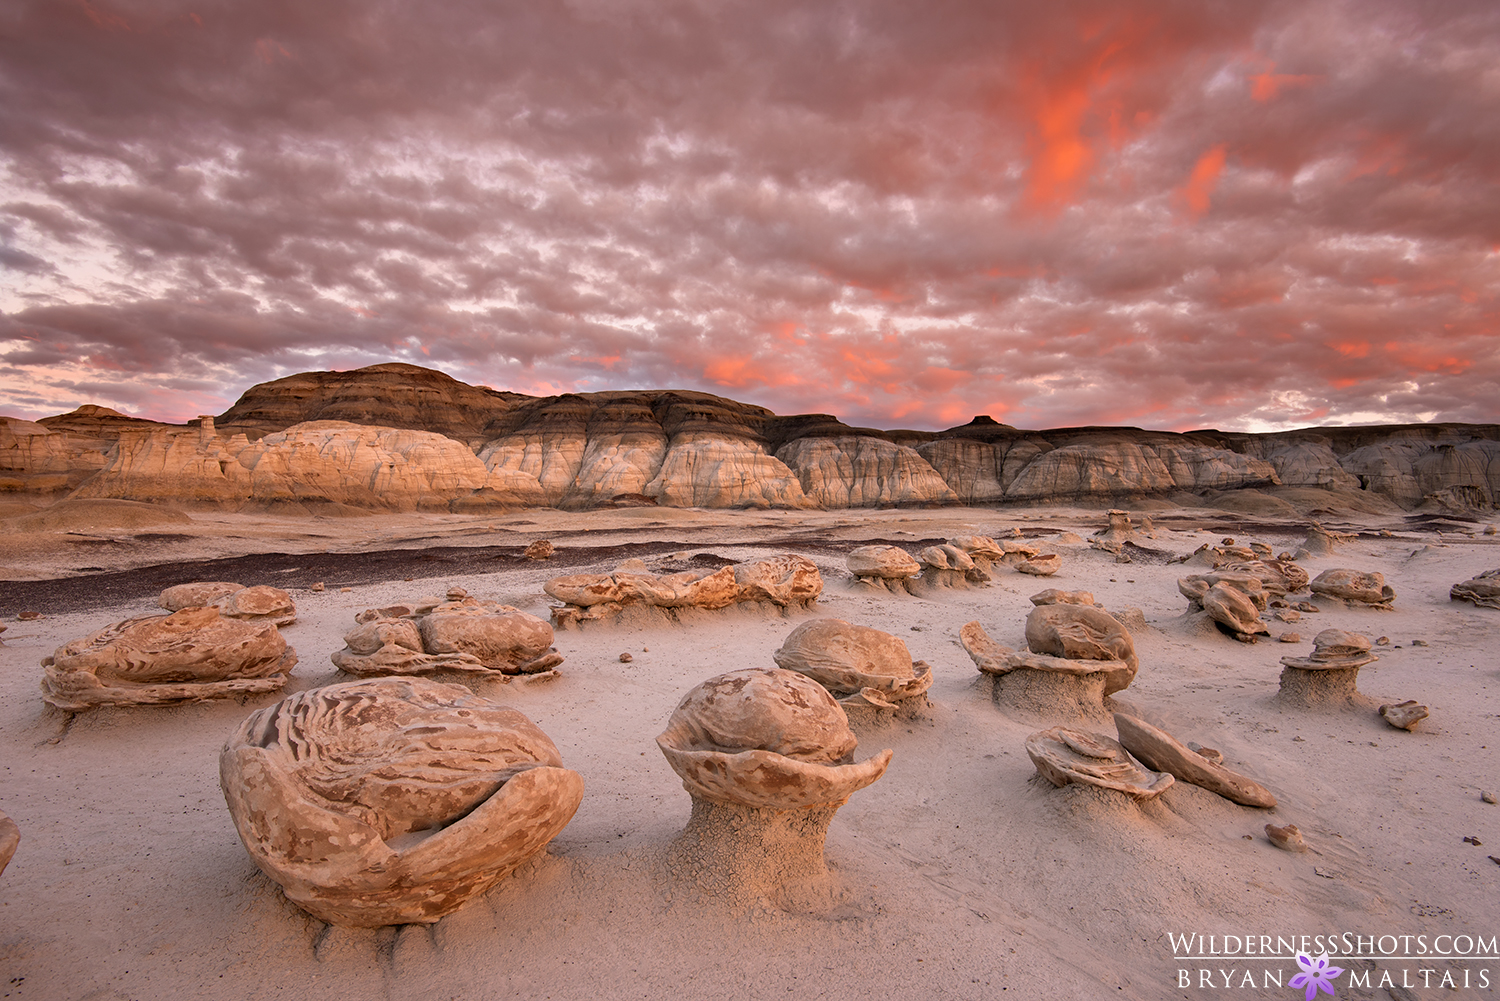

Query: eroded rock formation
left=219, top=677, right=583, bottom=926
left=1451, top=569, right=1500, bottom=609
left=547, top=554, right=822, bottom=627
left=656, top=668, right=892, bottom=909
left=1309, top=569, right=1396, bottom=608
left=0, top=807, right=17, bottom=877
left=333, top=598, right=562, bottom=679
left=1113, top=714, right=1275, bottom=807
left=1278, top=629, right=1379, bottom=709
left=771, top=618, right=932, bottom=710
left=41, top=607, right=296, bottom=710
left=1024, top=727, right=1173, bottom=800
left=159, top=582, right=297, bottom=626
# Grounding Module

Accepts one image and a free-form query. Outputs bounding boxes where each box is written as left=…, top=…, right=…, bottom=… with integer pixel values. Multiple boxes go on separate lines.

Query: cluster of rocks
left=846, top=534, right=1059, bottom=595
left=545, top=554, right=823, bottom=627
left=333, top=589, right=563, bottom=680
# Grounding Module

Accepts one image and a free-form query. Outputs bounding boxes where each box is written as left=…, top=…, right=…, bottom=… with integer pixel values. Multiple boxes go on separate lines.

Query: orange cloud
left=1330, top=340, right=1370, bottom=358
left=77, top=0, right=130, bottom=32
left=1248, top=63, right=1319, bottom=102
left=1181, top=144, right=1228, bottom=217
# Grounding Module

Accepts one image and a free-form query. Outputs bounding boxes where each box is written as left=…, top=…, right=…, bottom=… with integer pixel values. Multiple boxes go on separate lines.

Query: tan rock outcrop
left=772, top=618, right=933, bottom=709
left=159, top=582, right=296, bottom=627
left=1309, top=568, right=1396, bottom=608
left=1024, top=604, right=1138, bottom=694
left=845, top=545, right=921, bottom=580
left=656, top=668, right=892, bottom=909
left=547, top=554, right=821, bottom=626
left=41, top=607, right=296, bottom=710
left=1024, top=727, right=1173, bottom=799
left=1278, top=629, right=1379, bottom=709
left=1113, top=714, right=1275, bottom=808
left=775, top=436, right=958, bottom=507
left=644, top=433, right=813, bottom=509
left=914, top=438, right=1006, bottom=503
left=219, top=677, right=583, bottom=926
left=1451, top=569, right=1500, bottom=609
left=333, top=598, right=562, bottom=678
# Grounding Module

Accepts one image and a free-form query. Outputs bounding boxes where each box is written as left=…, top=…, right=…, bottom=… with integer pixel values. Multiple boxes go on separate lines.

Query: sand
left=0, top=505, right=1496, bottom=999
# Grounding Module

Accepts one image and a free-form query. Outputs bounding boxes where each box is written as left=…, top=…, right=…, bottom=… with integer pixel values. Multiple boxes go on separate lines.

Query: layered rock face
left=6, top=364, right=1500, bottom=513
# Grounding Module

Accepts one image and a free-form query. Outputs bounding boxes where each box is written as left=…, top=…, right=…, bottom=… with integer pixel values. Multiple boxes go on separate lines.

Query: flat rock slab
left=1113, top=713, right=1276, bottom=808
left=1451, top=569, right=1500, bottom=609
left=1025, top=727, right=1173, bottom=799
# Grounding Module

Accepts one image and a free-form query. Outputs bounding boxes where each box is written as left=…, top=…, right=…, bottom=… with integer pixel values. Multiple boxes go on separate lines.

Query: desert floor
left=0, top=503, right=1496, bottom=1000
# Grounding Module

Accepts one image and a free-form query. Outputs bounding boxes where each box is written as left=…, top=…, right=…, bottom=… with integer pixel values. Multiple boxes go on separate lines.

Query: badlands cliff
left=3, top=363, right=1498, bottom=515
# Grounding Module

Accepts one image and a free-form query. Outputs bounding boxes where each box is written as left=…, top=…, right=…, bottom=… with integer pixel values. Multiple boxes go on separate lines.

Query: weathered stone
left=946, top=535, right=1005, bottom=560
left=159, top=582, right=297, bottom=627
left=1309, top=569, right=1396, bottom=608
left=1024, top=604, right=1138, bottom=694
left=845, top=545, right=921, bottom=580
left=772, top=618, right=932, bottom=707
left=1278, top=629, right=1379, bottom=709
left=1030, top=589, right=1097, bottom=606
left=917, top=543, right=975, bottom=572
left=1016, top=554, right=1061, bottom=576
left=1299, top=524, right=1355, bottom=556
left=732, top=554, right=823, bottom=607
left=656, top=668, right=892, bottom=809
left=1451, top=569, right=1500, bottom=609
left=41, top=608, right=296, bottom=710
left=523, top=540, right=555, bottom=560
left=960, top=621, right=1126, bottom=721
left=1265, top=823, right=1307, bottom=852
left=1113, top=714, right=1276, bottom=808
left=1218, top=560, right=1311, bottom=595
left=1379, top=700, right=1428, bottom=731
left=219, top=677, right=583, bottom=926
left=1202, top=582, right=1270, bottom=640
left=1024, top=727, right=1173, bottom=799
left=0, top=807, right=17, bottom=877
left=333, top=599, right=562, bottom=678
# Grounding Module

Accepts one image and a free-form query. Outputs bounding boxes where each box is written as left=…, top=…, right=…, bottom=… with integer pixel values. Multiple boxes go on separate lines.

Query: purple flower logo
left=1289, top=952, right=1344, bottom=1000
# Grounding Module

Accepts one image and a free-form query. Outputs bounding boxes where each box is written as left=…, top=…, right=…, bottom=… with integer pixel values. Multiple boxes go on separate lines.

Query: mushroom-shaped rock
left=772, top=618, right=932, bottom=710
left=917, top=543, right=975, bottom=573
left=1309, top=569, right=1395, bottom=608
left=1016, top=553, right=1061, bottom=576
left=333, top=599, right=562, bottom=678
left=1298, top=524, right=1353, bottom=557
left=1089, top=509, right=1143, bottom=553
left=0, top=807, right=17, bottom=877
left=845, top=545, right=920, bottom=580
left=656, top=669, right=891, bottom=908
left=1379, top=700, right=1428, bottom=731
left=160, top=582, right=297, bottom=627
left=998, top=539, right=1041, bottom=565
left=947, top=535, right=1005, bottom=560
left=1024, top=727, right=1173, bottom=799
left=220, top=678, right=583, bottom=927
left=1451, top=569, right=1500, bottom=610
left=1024, top=604, right=1138, bottom=694
left=1278, top=628, right=1379, bottom=709
left=960, top=621, right=1128, bottom=722
left=1113, top=714, right=1275, bottom=807
left=41, top=608, right=296, bottom=710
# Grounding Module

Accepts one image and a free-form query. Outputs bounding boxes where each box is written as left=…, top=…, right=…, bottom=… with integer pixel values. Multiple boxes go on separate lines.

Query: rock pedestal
left=1278, top=629, right=1379, bottom=710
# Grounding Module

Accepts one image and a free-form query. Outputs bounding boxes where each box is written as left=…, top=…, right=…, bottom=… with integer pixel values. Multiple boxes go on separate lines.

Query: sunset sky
left=2, top=0, right=1497, bottom=433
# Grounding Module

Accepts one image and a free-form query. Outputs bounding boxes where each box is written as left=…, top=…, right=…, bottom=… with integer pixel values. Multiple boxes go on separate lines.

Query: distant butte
left=1, top=363, right=1497, bottom=515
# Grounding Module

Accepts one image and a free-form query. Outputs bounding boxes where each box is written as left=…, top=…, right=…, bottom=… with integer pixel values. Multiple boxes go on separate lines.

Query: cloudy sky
left=2, top=0, right=1497, bottom=433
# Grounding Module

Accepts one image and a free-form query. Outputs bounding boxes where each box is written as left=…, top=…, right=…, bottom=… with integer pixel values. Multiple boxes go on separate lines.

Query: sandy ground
left=1, top=505, right=1497, bottom=1000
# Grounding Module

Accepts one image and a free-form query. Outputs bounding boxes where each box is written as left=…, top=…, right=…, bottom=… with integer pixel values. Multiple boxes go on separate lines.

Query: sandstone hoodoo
left=655, top=668, right=892, bottom=909
left=961, top=602, right=1137, bottom=722
left=219, top=677, right=584, bottom=927
left=1450, top=569, right=1500, bottom=609
left=771, top=618, right=933, bottom=710
left=845, top=545, right=922, bottom=588
left=158, top=582, right=297, bottom=627
left=546, top=554, right=822, bottom=627
left=9, top=363, right=1500, bottom=516
left=1024, top=727, right=1173, bottom=800
left=1112, top=713, right=1276, bottom=808
left=40, top=607, right=297, bottom=710
left=332, top=597, right=563, bottom=680
left=1278, top=628, right=1380, bottom=710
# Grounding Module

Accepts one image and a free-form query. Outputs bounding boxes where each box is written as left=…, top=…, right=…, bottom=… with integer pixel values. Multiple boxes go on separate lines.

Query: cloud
left=0, top=0, right=1497, bottom=431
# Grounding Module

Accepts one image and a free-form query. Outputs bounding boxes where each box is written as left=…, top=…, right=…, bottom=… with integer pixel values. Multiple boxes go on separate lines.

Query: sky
left=1, top=0, right=1498, bottom=433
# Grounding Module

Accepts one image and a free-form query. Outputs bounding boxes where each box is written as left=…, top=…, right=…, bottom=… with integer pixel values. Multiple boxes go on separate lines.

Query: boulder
left=772, top=618, right=933, bottom=708
left=732, top=554, right=823, bottom=606
left=1451, top=569, right=1500, bottom=609
left=1016, top=554, right=1061, bottom=576
left=1278, top=629, right=1379, bottom=709
left=1030, top=589, right=1097, bottom=606
left=1113, top=714, right=1275, bottom=808
left=1379, top=700, right=1429, bottom=731
left=1309, top=569, right=1396, bottom=608
left=219, top=677, right=584, bottom=926
left=41, top=607, right=296, bottom=710
left=845, top=545, right=921, bottom=580
left=333, top=598, right=562, bottom=678
left=1023, top=604, right=1138, bottom=693
left=1024, top=727, right=1173, bottom=799
left=159, top=582, right=297, bottom=626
